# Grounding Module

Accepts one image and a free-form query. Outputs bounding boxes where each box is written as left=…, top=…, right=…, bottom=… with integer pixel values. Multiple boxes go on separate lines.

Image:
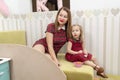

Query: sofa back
left=0, top=30, right=26, bottom=45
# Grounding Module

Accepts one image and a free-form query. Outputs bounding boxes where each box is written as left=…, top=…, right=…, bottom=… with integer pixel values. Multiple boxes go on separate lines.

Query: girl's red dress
left=65, top=39, right=92, bottom=62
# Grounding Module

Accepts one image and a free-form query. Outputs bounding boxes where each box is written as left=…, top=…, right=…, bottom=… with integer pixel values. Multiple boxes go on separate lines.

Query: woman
left=33, top=7, right=72, bottom=66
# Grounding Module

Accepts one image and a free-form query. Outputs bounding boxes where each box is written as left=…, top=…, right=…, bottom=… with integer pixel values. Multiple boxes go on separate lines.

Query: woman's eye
left=59, top=14, right=67, bottom=18
left=64, top=15, right=67, bottom=18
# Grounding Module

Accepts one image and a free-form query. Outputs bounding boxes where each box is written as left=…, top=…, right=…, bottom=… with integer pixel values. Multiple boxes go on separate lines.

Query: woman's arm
left=46, top=32, right=59, bottom=65
left=67, top=41, right=79, bottom=54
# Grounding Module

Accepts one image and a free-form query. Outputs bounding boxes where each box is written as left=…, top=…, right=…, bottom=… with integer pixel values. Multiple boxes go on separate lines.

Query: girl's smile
left=74, top=34, right=77, bottom=36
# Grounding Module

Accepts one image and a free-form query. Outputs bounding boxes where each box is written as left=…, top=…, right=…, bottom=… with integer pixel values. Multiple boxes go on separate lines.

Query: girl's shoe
left=94, top=65, right=104, bottom=73
left=94, top=65, right=108, bottom=78
left=97, top=72, right=108, bottom=78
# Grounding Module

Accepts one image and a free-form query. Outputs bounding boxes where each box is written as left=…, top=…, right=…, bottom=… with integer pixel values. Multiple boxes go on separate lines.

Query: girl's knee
left=91, top=57, right=96, bottom=61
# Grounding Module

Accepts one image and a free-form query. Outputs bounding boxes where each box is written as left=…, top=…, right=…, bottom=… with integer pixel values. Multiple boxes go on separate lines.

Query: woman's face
left=72, top=26, right=80, bottom=40
left=57, top=9, right=68, bottom=26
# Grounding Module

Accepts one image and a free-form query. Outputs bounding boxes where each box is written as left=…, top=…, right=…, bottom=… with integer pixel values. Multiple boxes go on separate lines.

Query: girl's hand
left=83, top=49, right=88, bottom=57
left=83, top=49, right=88, bottom=54
left=84, top=54, right=88, bottom=57
left=78, top=50, right=83, bottom=53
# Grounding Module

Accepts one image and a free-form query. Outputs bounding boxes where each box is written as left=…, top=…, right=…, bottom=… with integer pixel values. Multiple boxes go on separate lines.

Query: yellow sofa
left=0, top=30, right=26, bottom=45
left=58, top=54, right=94, bottom=80
left=0, top=30, right=94, bottom=80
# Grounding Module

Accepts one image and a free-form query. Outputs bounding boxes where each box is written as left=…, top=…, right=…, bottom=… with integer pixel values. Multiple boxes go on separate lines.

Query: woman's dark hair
left=54, top=7, right=72, bottom=38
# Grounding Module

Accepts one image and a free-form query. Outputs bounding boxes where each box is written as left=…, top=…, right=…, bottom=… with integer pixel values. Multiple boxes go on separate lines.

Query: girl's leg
left=84, top=60, right=108, bottom=78
left=84, top=60, right=104, bottom=72
left=90, top=56, right=104, bottom=72
left=84, top=60, right=96, bottom=68
left=91, top=56, right=98, bottom=65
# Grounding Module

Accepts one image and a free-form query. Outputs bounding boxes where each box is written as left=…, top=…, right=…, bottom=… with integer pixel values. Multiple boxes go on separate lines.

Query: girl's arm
left=82, top=41, right=88, bottom=54
left=46, top=32, right=59, bottom=65
left=67, top=41, right=79, bottom=54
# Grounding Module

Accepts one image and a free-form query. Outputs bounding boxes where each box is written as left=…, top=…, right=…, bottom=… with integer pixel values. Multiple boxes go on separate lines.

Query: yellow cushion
left=0, top=30, right=26, bottom=45
left=58, top=54, right=94, bottom=80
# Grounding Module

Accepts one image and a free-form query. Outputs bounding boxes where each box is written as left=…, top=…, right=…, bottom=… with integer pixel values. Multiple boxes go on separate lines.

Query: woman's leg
left=33, top=44, right=45, bottom=53
left=33, top=44, right=52, bottom=59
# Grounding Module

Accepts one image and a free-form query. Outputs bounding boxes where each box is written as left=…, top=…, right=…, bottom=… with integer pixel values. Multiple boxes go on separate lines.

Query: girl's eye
left=76, top=30, right=79, bottom=32
left=59, top=14, right=62, bottom=17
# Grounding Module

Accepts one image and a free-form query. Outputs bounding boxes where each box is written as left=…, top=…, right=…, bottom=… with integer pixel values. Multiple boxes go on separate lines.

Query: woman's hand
left=53, top=58, right=60, bottom=67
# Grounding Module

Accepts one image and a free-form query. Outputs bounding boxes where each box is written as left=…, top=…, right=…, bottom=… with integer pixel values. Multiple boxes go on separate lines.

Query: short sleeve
left=68, top=39, right=73, bottom=43
left=45, top=23, right=55, bottom=34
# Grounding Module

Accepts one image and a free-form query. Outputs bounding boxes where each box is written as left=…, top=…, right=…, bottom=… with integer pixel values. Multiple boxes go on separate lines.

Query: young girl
left=65, top=24, right=108, bottom=78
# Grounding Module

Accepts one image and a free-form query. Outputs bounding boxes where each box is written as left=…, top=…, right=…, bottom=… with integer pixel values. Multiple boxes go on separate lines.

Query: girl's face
left=72, top=26, right=80, bottom=40
left=58, top=9, right=68, bottom=27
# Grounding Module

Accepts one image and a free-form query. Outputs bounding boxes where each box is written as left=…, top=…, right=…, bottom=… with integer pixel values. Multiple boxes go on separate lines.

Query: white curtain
left=0, top=8, right=120, bottom=75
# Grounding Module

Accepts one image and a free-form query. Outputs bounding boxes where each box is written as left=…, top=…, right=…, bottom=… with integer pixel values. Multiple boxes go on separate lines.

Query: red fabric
left=69, top=39, right=83, bottom=51
left=65, top=39, right=92, bottom=62
left=33, top=23, right=67, bottom=55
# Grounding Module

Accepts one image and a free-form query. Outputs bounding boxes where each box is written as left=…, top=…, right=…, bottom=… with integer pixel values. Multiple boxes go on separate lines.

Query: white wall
left=3, top=0, right=120, bottom=14
left=70, top=0, right=120, bottom=10
left=4, top=0, right=32, bottom=14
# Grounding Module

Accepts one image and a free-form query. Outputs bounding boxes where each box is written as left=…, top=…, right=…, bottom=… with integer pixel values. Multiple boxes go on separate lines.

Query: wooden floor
left=94, top=77, right=100, bottom=80
left=94, top=74, right=120, bottom=80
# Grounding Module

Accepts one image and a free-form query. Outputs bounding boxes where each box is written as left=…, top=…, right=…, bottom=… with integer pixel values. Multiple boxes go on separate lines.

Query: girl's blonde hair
left=54, top=7, right=72, bottom=38
left=71, top=24, right=84, bottom=43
